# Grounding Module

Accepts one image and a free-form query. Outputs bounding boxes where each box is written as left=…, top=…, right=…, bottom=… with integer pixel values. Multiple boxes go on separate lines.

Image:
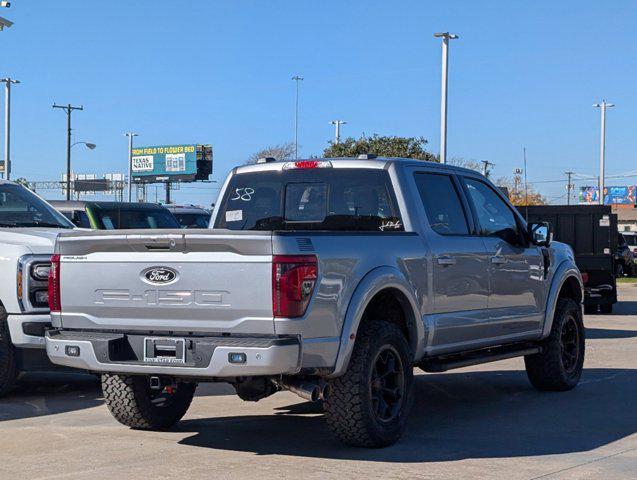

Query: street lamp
left=593, top=100, right=614, bottom=205
left=125, top=132, right=138, bottom=202
left=329, top=120, right=347, bottom=144
left=1, top=78, right=19, bottom=180
left=292, top=75, right=303, bottom=159
left=67, top=141, right=96, bottom=198
left=72, top=141, right=96, bottom=150
left=434, top=32, right=459, bottom=165
left=0, top=16, right=12, bottom=31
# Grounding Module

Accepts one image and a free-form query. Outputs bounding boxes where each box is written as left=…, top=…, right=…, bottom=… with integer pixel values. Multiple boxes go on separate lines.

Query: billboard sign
left=132, top=144, right=198, bottom=182
left=579, top=185, right=637, bottom=205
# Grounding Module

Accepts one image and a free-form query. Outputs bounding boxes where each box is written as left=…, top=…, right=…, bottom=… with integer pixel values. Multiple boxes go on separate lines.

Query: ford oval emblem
left=143, top=267, right=178, bottom=285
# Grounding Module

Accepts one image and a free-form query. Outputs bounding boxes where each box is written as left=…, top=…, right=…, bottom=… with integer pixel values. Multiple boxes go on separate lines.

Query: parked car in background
left=164, top=204, right=211, bottom=228
left=49, top=201, right=180, bottom=229
left=46, top=157, right=584, bottom=447
left=616, top=233, right=636, bottom=277
left=0, top=180, right=76, bottom=397
left=622, top=231, right=637, bottom=255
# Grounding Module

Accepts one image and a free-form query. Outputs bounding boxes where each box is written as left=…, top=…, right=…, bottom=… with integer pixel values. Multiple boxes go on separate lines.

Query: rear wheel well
left=359, top=289, right=417, bottom=355
left=558, top=276, right=583, bottom=305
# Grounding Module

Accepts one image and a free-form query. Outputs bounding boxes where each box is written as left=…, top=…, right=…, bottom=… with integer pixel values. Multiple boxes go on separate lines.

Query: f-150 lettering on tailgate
left=94, top=289, right=228, bottom=307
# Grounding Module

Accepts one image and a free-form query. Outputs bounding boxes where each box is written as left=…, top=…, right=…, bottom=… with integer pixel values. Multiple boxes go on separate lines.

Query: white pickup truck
left=0, top=179, right=75, bottom=396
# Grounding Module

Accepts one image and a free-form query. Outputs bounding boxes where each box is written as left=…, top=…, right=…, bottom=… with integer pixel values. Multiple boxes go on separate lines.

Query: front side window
left=464, top=178, right=520, bottom=242
left=0, top=184, right=73, bottom=228
left=414, top=173, right=469, bottom=235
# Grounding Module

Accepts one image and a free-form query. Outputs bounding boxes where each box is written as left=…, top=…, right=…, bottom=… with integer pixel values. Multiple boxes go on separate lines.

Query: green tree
left=14, top=177, right=31, bottom=189
left=323, top=134, right=437, bottom=161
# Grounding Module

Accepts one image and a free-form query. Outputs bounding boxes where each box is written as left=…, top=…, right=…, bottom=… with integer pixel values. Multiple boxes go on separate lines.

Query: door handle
left=491, top=255, right=507, bottom=265
left=437, top=256, right=456, bottom=266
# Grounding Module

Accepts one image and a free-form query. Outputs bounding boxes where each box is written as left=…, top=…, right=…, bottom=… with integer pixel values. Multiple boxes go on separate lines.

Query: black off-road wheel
left=324, top=321, right=414, bottom=448
left=101, top=374, right=196, bottom=430
left=0, top=306, right=18, bottom=398
left=525, top=298, right=585, bottom=391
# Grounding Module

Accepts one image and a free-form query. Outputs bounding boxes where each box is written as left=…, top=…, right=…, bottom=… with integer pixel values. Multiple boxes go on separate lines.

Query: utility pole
left=593, top=100, right=614, bottom=205
left=480, top=160, right=495, bottom=178
left=434, top=32, right=459, bottom=164
left=292, top=75, right=303, bottom=159
left=523, top=147, right=528, bottom=207
left=565, top=171, right=575, bottom=205
left=125, top=132, right=138, bottom=202
left=52, top=103, right=84, bottom=200
left=329, top=120, right=346, bottom=144
left=1, top=78, right=19, bottom=180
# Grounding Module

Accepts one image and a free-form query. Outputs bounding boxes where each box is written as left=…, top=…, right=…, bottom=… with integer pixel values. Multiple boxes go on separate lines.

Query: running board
left=419, top=345, right=542, bottom=373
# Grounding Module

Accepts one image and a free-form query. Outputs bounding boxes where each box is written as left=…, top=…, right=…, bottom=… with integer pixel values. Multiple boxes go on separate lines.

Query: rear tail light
left=48, top=254, right=61, bottom=312
left=272, top=255, right=318, bottom=318
left=581, top=272, right=589, bottom=284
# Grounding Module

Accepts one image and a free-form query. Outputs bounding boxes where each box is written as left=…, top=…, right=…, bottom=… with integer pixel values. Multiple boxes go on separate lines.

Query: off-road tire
left=101, top=374, right=196, bottom=430
left=525, top=298, right=585, bottom=391
left=324, top=321, right=414, bottom=448
left=0, top=306, right=18, bottom=398
left=600, top=304, right=613, bottom=314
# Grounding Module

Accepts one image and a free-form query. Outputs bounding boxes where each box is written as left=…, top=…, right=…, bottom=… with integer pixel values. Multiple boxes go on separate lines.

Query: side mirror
left=529, top=222, right=551, bottom=247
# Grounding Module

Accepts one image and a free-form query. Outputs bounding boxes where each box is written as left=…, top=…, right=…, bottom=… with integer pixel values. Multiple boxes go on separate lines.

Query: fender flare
left=541, top=260, right=583, bottom=339
left=327, top=266, right=424, bottom=378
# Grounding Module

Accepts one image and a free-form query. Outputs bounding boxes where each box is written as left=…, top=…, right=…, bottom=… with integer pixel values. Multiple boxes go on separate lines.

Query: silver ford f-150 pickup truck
left=46, top=157, right=584, bottom=447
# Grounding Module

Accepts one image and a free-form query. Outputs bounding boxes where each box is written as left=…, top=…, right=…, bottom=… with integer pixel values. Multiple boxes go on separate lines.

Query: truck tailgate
left=56, top=230, right=274, bottom=334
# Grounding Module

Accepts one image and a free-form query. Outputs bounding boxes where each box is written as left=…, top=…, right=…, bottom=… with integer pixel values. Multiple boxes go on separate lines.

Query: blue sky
left=1, top=0, right=636, bottom=205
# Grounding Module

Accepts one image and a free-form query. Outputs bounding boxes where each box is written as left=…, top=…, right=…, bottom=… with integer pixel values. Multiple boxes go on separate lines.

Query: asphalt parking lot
left=1, top=286, right=636, bottom=480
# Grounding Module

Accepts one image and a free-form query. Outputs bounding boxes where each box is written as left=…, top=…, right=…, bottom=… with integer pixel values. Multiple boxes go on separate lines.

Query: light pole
left=565, top=171, right=575, bottom=205
left=53, top=103, right=84, bottom=200
left=480, top=160, right=495, bottom=178
left=434, top=32, right=459, bottom=165
left=329, top=120, right=346, bottom=144
left=593, top=100, right=614, bottom=205
left=292, top=75, right=303, bottom=159
left=125, top=132, right=138, bottom=202
left=1, top=78, right=18, bottom=180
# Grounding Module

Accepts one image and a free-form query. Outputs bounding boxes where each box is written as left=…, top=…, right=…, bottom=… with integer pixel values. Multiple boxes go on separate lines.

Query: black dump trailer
left=520, top=205, right=617, bottom=314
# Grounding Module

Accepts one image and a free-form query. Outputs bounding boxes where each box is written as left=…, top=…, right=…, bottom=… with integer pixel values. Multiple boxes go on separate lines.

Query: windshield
left=214, top=168, right=402, bottom=231
left=91, top=206, right=180, bottom=229
left=624, top=234, right=637, bottom=246
left=173, top=212, right=211, bottom=228
left=0, top=184, right=74, bottom=228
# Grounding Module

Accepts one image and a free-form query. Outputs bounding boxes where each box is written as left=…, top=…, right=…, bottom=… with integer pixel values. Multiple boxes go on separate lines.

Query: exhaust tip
left=321, top=383, right=330, bottom=402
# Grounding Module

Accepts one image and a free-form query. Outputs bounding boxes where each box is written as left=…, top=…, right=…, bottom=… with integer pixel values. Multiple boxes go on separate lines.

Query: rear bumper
left=7, top=314, right=51, bottom=349
left=45, top=329, right=301, bottom=378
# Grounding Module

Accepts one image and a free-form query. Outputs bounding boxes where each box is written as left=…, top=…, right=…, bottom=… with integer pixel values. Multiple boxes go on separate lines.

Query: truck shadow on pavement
left=586, top=327, right=637, bottom=339
left=177, top=367, right=637, bottom=462
left=0, top=374, right=236, bottom=422
left=0, top=372, right=102, bottom=422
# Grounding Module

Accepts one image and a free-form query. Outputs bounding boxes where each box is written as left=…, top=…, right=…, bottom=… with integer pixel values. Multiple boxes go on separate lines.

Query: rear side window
left=414, top=173, right=469, bottom=235
left=215, top=169, right=402, bottom=231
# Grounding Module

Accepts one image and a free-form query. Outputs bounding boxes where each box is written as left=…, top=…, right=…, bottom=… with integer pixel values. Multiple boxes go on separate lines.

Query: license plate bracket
left=143, top=337, right=186, bottom=365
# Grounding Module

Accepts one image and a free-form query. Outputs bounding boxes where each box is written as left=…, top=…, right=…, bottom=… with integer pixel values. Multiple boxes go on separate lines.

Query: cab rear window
left=215, top=169, right=403, bottom=231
